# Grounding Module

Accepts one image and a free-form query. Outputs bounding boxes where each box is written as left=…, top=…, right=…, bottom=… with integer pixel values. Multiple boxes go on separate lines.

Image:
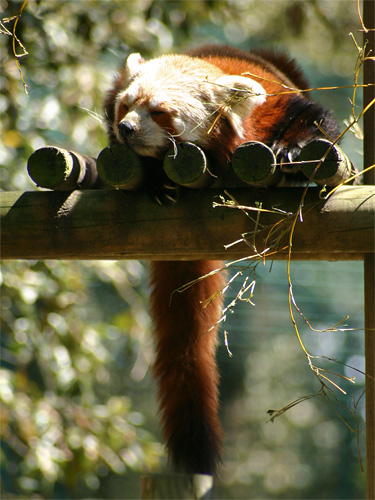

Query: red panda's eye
left=122, top=103, right=129, bottom=113
left=151, top=109, right=165, bottom=116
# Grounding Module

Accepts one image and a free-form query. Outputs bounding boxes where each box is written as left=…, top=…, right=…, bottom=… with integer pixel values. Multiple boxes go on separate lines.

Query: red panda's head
left=111, top=53, right=266, bottom=158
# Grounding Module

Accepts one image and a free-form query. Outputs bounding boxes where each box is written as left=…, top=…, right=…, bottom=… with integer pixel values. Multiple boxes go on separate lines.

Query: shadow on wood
left=1, top=186, right=374, bottom=261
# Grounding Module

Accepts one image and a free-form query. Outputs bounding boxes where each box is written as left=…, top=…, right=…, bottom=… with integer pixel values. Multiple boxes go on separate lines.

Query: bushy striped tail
left=149, top=260, right=225, bottom=474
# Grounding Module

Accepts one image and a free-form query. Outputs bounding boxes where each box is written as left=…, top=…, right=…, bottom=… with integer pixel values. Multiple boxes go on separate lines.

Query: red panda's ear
left=214, top=75, right=266, bottom=117
left=124, top=53, right=146, bottom=80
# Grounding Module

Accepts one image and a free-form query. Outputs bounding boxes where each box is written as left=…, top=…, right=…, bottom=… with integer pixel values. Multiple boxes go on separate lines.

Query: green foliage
left=1, top=260, right=160, bottom=497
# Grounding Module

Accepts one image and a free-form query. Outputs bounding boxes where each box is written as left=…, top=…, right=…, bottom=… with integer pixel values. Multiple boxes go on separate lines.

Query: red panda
left=104, top=44, right=339, bottom=475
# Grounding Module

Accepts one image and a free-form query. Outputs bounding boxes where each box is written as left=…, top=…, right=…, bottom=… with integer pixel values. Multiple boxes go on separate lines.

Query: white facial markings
left=114, top=101, right=171, bottom=157
left=114, top=54, right=268, bottom=156
left=171, top=116, right=206, bottom=143
left=126, top=84, right=140, bottom=108
left=171, top=117, right=186, bottom=137
left=149, top=94, right=167, bottom=112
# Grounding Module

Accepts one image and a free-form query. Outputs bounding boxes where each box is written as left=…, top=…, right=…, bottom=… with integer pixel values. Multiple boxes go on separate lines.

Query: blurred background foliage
left=0, top=0, right=367, bottom=498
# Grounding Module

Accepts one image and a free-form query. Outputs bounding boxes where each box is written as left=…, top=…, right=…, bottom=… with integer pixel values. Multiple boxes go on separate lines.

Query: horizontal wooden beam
left=1, top=186, right=374, bottom=261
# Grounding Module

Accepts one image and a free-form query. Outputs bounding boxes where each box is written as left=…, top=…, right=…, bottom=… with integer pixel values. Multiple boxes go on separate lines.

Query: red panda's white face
left=113, top=53, right=266, bottom=158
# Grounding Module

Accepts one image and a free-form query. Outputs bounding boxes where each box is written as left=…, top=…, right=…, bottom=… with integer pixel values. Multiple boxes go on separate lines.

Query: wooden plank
left=1, top=186, right=374, bottom=261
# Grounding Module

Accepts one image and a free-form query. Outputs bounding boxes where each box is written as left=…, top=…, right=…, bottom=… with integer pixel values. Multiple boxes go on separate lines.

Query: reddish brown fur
left=194, top=52, right=295, bottom=145
left=104, top=69, right=126, bottom=141
left=149, top=261, right=226, bottom=474
left=186, top=45, right=338, bottom=163
left=150, top=110, right=179, bottom=137
left=105, top=44, right=339, bottom=475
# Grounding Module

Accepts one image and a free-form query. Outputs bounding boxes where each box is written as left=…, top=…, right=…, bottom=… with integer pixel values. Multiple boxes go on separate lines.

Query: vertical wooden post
left=364, top=254, right=375, bottom=500
left=363, top=1, right=375, bottom=499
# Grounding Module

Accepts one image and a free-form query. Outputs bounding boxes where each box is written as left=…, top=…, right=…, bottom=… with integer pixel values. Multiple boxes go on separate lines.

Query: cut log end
left=27, top=146, right=76, bottom=190
left=27, top=146, right=102, bottom=191
left=299, top=139, right=355, bottom=186
left=97, top=142, right=145, bottom=190
left=163, top=142, right=215, bottom=188
left=232, top=141, right=282, bottom=186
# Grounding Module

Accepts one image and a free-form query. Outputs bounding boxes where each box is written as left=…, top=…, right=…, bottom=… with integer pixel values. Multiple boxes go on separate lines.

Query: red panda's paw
left=150, top=180, right=180, bottom=206
left=139, top=157, right=180, bottom=205
left=274, top=144, right=303, bottom=175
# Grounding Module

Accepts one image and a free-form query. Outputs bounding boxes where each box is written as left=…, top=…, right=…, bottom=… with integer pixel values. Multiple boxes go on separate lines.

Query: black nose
left=118, top=121, right=135, bottom=140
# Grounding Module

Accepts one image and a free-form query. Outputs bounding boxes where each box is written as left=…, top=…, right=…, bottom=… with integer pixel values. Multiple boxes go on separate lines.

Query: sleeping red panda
left=104, top=44, right=339, bottom=475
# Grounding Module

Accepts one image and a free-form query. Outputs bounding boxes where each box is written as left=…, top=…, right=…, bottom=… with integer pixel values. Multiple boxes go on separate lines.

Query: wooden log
left=141, top=474, right=213, bottom=499
left=27, top=139, right=356, bottom=195
left=163, top=142, right=216, bottom=188
left=231, top=141, right=282, bottom=186
left=299, top=139, right=355, bottom=186
left=1, top=186, right=374, bottom=261
left=97, top=142, right=145, bottom=190
left=27, top=146, right=102, bottom=190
